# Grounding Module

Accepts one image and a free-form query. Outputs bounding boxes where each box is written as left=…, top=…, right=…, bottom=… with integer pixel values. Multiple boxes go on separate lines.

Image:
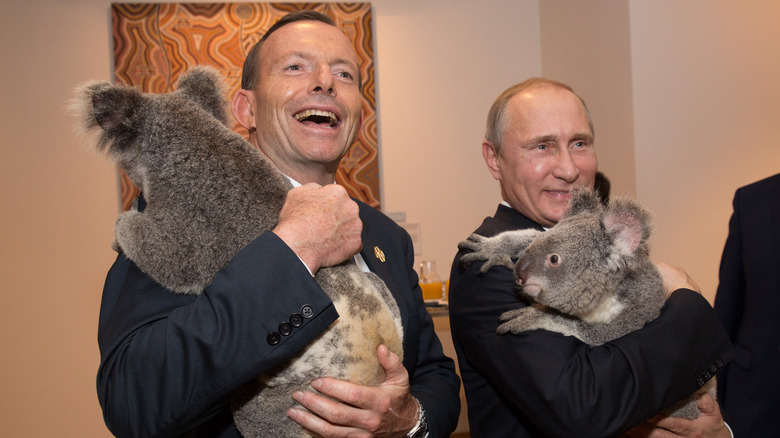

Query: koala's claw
left=497, top=307, right=541, bottom=334
left=457, top=233, right=487, bottom=252
left=497, top=316, right=525, bottom=335
left=499, top=308, right=525, bottom=322
left=458, top=233, right=516, bottom=273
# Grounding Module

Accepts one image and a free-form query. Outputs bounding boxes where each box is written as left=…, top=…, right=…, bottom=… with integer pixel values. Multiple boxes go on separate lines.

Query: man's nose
left=311, top=65, right=335, bottom=95
left=552, top=149, right=580, bottom=183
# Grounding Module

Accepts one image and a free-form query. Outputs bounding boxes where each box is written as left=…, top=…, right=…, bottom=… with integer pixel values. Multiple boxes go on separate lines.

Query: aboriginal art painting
left=112, top=3, right=380, bottom=210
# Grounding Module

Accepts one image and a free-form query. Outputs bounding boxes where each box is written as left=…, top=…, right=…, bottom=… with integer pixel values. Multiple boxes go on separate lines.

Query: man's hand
left=653, top=260, right=701, bottom=298
left=624, top=393, right=731, bottom=438
left=273, top=183, right=362, bottom=274
left=287, top=345, right=420, bottom=437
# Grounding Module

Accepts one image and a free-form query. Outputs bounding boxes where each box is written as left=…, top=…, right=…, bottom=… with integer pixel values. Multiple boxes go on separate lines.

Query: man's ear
left=232, top=88, right=256, bottom=131
left=482, top=140, right=502, bottom=181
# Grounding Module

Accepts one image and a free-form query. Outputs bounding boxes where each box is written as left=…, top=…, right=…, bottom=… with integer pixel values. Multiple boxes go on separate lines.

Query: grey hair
left=485, top=78, right=594, bottom=154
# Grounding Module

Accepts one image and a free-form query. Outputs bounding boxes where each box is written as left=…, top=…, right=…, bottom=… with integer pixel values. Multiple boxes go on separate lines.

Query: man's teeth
left=294, top=109, right=339, bottom=127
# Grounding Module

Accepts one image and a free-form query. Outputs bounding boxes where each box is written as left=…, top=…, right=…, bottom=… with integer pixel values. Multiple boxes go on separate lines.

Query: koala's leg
left=662, top=377, right=717, bottom=420
left=458, top=229, right=540, bottom=273
left=497, top=305, right=548, bottom=334
left=498, top=305, right=582, bottom=340
left=114, top=211, right=209, bottom=294
left=114, top=210, right=152, bottom=260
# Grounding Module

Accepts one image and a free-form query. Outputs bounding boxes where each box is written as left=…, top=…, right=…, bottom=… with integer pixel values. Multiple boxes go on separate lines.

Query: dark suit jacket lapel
left=357, top=206, right=414, bottom=364
left=360, top=231, right=395, bottom=283
left=484, top=204, right=546, bottom=235
left=771, top=179, right=780, bottom=269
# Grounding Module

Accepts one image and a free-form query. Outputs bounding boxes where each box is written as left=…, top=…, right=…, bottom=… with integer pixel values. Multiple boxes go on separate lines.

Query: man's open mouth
left=294, top=109, right=339, bottom=128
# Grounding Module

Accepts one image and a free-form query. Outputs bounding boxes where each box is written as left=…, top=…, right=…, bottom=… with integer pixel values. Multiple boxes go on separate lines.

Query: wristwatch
left=405, top=398, right=429, bottom=438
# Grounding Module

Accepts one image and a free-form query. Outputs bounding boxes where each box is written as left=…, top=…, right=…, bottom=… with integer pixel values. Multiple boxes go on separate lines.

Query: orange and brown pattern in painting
left=112, top=3, right=380, bottom=210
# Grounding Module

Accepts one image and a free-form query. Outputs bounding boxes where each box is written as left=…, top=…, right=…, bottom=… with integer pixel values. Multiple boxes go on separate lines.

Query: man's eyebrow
left=572, top=132, right=594, bottom=142
left=281, top=51, right=357, bottom=69
left=330, top=56, right=359, bottom=70
left=281, top=51, right=308, bottom=61
left=526, top=134, right=557, bottom=145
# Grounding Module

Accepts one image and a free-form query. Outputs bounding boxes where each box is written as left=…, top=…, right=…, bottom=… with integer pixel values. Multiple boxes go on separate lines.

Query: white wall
left=630, top=1, right=780, bottom=301
left=375, top=0, right=541, bottom=280
left=1, top=0, right=120, bottom=436
left=540, top=0, right=637, bottom=198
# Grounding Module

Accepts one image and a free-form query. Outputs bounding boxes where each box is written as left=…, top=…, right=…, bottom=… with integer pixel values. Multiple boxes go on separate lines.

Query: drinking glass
left=419, top=260, right=444, bottom=301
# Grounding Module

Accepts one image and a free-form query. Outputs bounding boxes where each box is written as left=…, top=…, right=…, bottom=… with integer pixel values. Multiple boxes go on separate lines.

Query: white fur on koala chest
left=580, top=295, right=626, bottom=324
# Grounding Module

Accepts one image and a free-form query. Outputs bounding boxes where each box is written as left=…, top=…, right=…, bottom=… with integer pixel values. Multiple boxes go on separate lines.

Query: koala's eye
left=547, top=254, right=561, bottom=267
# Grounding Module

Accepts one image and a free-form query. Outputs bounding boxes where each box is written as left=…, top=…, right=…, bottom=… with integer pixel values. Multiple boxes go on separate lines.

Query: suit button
left=697, top=378, right=705, bottom=387
left=267, top=332, right=281, bottom=345
left=279, top=322, right=293, bottom=336
left=290, top=313, right=303, bottom=327
left=301, top=305, right=314, bottom=318
left=716, top=358, right=724, bottom=367
left=709, top=363, right=718, bottom=373
left=702, top=371, right=713, bottom=380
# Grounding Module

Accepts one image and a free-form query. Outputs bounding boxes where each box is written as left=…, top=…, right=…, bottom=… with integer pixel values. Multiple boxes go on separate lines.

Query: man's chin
left=538, top=207, right=567, bottom=227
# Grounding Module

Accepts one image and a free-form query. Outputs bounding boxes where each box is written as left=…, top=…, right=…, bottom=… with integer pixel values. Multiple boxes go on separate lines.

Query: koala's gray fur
left=458, top=187, right=715, bottom=420
left=73, top=66, right=403, bottom=437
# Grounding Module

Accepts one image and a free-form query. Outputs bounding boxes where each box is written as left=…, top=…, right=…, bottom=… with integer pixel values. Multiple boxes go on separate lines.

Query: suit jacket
left=448, top=204, right=734, bottom=437
left=714, top=173, right=780, bottom=437
left=97, top=199, right=460, bottom=438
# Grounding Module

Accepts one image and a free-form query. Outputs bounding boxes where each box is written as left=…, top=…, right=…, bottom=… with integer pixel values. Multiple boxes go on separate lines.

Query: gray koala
left=458, top=187, right=715, bottom=420
left=73, top=66, right=403, bottom=437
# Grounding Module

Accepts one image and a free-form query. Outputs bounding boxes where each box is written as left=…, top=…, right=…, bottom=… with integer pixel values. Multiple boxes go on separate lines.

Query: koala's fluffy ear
left=175, top=65, right=229, bottom=125
left=603, top=198, right=653, bottom=256
left=566, top=186, right=603, bottom=217
left=73, top=81, right=144, bottom=154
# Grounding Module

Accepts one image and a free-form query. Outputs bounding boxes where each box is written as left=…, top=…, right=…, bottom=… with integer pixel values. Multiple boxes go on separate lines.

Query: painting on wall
left=111, top=2, right=380, bottom=211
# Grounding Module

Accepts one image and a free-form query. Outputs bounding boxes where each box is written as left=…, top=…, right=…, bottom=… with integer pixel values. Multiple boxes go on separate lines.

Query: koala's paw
left=497, top=307, right=541, bottom=334
left=458, top=233, right=515, bottom=273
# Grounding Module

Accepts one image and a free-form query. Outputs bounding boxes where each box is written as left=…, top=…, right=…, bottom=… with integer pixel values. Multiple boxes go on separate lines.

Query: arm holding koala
left=654, top=260, right=702, bottom=297
left=97, top=191, right=359, bottom=438
left=285, top=202, right=461, bottom=437
left=450, top=258, right=732, bottom=436
left=448, top=209, right=733, bottom=437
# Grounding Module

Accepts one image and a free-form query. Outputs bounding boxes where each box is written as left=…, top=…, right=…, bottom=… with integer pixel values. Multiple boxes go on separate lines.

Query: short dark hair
left=240, top=11, right=361, bottom=90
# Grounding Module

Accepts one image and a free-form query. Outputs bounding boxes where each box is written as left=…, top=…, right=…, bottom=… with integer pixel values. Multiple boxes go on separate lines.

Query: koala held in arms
left=72, top=65, right=403, bottom=437
left=458, top=187, right=715, bottom=420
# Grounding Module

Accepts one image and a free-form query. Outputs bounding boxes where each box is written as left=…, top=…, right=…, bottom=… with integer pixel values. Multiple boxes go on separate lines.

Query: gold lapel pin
left=373, top=246, right=386, bottom=263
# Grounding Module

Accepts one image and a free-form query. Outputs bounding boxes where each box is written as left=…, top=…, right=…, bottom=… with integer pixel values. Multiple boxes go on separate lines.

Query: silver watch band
left=405, top=398, right=429, bottom=438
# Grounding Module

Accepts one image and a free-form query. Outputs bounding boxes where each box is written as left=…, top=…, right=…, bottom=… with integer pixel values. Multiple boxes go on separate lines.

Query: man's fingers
left=291, top=388, right=365, bottom=430
left=287, top=403, right=358, bottom=438
left=695, top=392, right=717, bottom=414
left=312, top=377, right=376, bottom=408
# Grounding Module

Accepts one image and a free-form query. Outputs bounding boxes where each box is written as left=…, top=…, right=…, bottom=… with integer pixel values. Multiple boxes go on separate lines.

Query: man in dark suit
left=96, top=11, right=459, bottom=437
left=714, top=172, right=780, bottom=437
left=448, top=78, right=734, bottom=437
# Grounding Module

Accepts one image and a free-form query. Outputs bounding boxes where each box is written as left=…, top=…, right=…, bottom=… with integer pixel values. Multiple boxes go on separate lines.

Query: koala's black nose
left=515, top=258, right=530, bottom=285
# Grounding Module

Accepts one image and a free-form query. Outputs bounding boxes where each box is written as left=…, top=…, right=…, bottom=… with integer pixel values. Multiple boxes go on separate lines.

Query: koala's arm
left=497, top=305, right=582, bottom=340
left=97, top=232, right=338, bottom=438
left=458, top=229, right=539, bottom=273
left=449, top=248, right=735, bottom=437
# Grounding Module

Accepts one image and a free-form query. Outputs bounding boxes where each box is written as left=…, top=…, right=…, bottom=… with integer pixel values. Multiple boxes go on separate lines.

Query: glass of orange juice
left=419, top=260, right=444, bottom=301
